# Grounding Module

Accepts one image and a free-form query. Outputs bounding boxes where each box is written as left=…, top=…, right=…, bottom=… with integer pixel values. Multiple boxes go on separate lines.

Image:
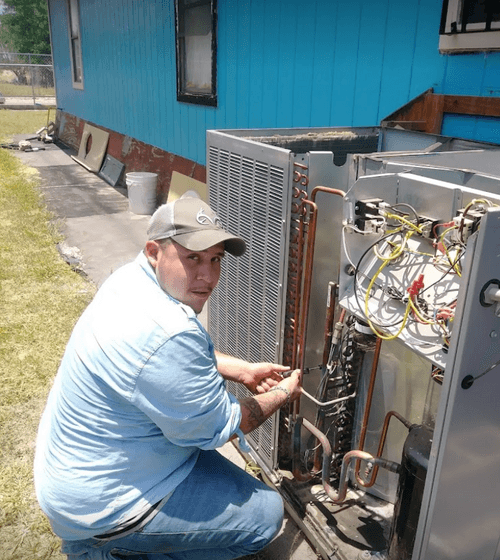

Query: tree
left=0, top=0, right=51, bottom=55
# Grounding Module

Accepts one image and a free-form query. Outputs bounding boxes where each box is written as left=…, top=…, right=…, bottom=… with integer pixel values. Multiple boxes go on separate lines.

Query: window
left=175, top=0, right=217, bottom=106
left=67, top=0, right=83, bottom=88
left=440, top=0, right=500, bottom=52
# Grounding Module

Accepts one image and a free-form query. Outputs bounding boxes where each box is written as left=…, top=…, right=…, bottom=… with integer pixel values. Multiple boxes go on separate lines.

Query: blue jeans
left=61, top=450, right=284, bottom=560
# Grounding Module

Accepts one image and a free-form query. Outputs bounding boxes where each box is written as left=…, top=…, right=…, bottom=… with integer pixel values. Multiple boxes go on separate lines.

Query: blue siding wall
left=49, top=0, right=500, bottom=165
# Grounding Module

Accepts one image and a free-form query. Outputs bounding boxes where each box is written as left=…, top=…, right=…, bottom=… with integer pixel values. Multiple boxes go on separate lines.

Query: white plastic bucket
left=125, top=172, right=158, bottom=215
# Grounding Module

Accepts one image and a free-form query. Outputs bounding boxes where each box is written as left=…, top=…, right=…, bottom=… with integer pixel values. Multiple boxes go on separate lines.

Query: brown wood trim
left=424, top=94, right=445, bottom=134
left=382, top=88, right=434, bottom=123
left=382, top=91, right=500, bottom=134
left=442, top=95, right=500, bottom=117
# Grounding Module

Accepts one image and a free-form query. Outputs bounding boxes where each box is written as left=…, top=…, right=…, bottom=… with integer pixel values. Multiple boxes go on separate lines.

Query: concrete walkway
left=12, top=136, right=320, bottom=560
left=12, top=135, right=150, bottom=285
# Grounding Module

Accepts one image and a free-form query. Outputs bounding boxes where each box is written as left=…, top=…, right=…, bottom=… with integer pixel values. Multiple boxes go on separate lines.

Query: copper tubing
left=356, top=410, right=413, bottom=488
left=354, top=336, right=382, bottom=482
left=292, top=186, right=345, bottom=371
left=293, top=417, right=400, bottom=502
left=291, top=186, right=344, bottom=406
left=291, top=199, right=317, bottom=417
left=296, top=199, right=318, bottom=374
left=294, top=162, right=308, bottom=170
left=311, top=185, right=346, bottom=202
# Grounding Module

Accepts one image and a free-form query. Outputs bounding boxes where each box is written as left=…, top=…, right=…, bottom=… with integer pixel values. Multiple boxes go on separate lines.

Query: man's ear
left=145, top=240, right=160, bottom=268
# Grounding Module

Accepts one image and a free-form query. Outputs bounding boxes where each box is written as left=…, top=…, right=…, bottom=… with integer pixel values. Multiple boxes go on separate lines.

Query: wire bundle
left=348, top=203, right=484, bottom=347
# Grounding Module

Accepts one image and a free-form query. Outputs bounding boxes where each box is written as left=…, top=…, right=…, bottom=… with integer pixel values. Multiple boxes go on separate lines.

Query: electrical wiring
left=382, top=211, right=424, bottom=235
left=435, top=225, right=463, bottom=276
left=348, top=204, right=469, bottom=343
left=432, top=220, right=454, bottom=239
left=434, top=300, right=456, bottom=321
left=409, top=298, right=450, bottom=340
left=371, top=231, right=433, bottom=261
left=388, top=202, right=419, bottom=224
left=363, top=231, right=416, bottom=338
left=353, top=229, right=409, bottom=331
left=431, top=366, right=444, bottom=385
left=408, top=298, right=434, bottom=325
left=433, top=248, right=463, bottom=276
left=419, top=262, right=459, bottom=299
left=456, top=198, right=498, bottom=244
left=342, top=221, right=387, bottom=268
left=367, top=297, right=413, bottom=340
left=341, top=226, right=359, bottom=269
left=303, top=317, right=357, bottom=475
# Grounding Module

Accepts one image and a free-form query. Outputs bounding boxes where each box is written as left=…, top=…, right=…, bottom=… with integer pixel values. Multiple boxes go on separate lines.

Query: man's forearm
left=239, top=388, right=288, bottom=434
left=215, top=351, right=249, bottom=383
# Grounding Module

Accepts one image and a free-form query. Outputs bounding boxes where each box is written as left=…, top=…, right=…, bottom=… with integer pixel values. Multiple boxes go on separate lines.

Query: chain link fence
left=0, top=53, right=55, bottom=106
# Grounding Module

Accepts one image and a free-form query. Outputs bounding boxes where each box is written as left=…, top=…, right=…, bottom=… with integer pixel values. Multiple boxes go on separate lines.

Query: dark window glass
left=175, top=0, right=217, bottom=106
left=463, top=0, right=500, bottom=26
left=68, top=0, right=83, bottom=87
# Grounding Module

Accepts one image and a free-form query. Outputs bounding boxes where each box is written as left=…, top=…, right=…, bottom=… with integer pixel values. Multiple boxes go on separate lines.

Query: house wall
left=48, top=0, right=500, bottom=196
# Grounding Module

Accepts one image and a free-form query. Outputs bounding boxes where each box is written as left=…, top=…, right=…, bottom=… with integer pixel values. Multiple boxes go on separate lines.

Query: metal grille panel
left=207, top=132, right=291, bottom=471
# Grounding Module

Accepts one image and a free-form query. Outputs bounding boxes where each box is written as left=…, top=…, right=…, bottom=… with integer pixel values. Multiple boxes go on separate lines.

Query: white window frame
left=67, top=0, right=84, bottom=89
left=439, top=0, right=500, bottom=52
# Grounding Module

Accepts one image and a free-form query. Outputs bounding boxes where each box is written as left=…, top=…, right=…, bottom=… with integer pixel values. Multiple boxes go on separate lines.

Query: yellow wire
left=438, top=225, right=456, bottom=242
left=408, top=298, right=434, bottom=325
left=408, top=298, right=452, bottom=345
left=365, top=206, right=478, bottom=342
left=383, top=212, right=424, bottom=234
left=445, top=246, right=462, bottom=277
left=364, top=231, right=414, bottom=340
left=437, top=225, right=462, bottom=276
left=366, top=298, right=412, bottom=340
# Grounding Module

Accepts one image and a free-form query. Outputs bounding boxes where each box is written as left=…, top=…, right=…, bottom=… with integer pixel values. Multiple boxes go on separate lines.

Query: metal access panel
left=353, top=149, right=500, bottom=196
left=414, top=207, right=500, bottom=560
left=206, top=130, right=293, bottom=472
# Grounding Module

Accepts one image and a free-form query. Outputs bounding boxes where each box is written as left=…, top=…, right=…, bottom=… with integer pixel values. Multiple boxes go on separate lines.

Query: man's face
left=145, top=239, right=225, bottom=313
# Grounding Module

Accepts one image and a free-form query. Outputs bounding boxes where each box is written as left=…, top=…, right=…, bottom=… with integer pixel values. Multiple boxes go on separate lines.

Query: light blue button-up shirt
left=34, top=252, right=245, bottom=540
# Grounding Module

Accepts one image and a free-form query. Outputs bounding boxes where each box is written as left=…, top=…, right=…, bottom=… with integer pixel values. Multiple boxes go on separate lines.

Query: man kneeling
left=34, top=197, right=302, bottom=559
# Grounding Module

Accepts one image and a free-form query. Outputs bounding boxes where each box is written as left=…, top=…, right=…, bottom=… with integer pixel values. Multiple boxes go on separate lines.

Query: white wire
left=342, top=221, right=387, bottom=269
left=341, top=226, right=358, bottom=268
left=300, top=388, right=355, bottom=407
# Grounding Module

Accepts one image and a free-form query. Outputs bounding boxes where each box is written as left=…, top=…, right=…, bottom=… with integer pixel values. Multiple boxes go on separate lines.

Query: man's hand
left=238, top=369, right=302, bottom=434
left=243, top=362, right=291, bottom=394
left=215, top=351, right=290, bottom=394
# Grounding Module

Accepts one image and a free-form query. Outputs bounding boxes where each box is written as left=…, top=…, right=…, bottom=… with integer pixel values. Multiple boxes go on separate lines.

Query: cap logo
left=196, top=208, right=222, bottom=228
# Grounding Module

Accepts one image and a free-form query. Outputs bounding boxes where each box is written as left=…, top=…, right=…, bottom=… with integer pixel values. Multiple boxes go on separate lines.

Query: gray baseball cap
left=147, top=197, right=246, bottom=257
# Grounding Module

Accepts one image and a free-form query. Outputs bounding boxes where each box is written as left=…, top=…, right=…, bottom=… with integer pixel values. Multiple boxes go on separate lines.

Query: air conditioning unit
left=207, top=126, right=500, bottom=560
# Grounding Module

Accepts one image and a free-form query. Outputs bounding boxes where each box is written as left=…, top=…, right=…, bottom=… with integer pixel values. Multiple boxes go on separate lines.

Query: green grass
left=0, top=83, right=56, bottom=97
left=0, top=70, right=55, bottom=97
left=0, top=110, right=50, bottom=144
left=0, top=112, right=96, bottom=559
